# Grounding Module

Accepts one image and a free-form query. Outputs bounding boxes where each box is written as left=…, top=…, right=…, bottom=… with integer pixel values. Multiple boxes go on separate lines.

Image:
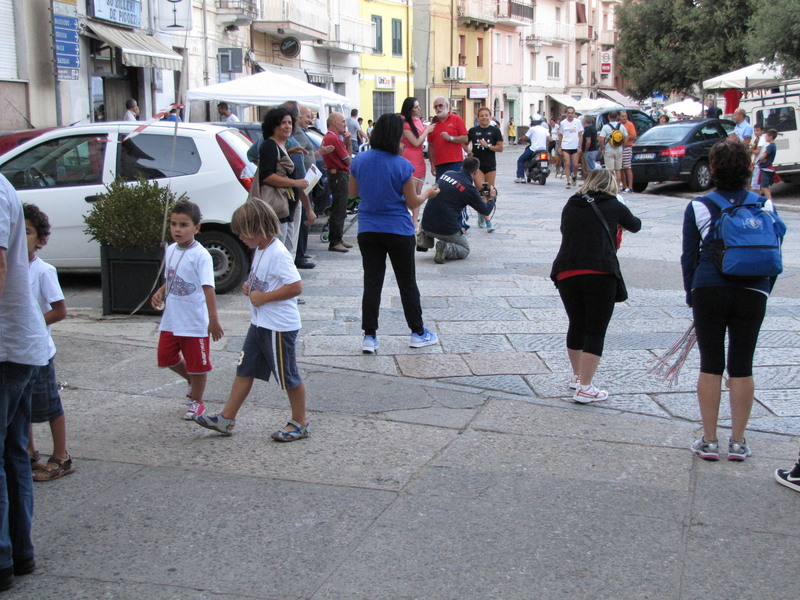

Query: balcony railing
left=496, top=0, right=534, bottom=23
left=318, top=15, right=376, bottom=52
left=526, top=22, right=574, bottom=45
left=255, top=0, right=330, bottom=39
left=599, top=30, right=617, bottom=46
left=458, top=0, right=497, bottom=27
left=216, top=0, right=258, bottom=16
left=575, top=23, right=593, bottom=41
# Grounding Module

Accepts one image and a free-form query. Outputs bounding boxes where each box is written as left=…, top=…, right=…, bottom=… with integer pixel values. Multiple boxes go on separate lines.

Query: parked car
left=0, top=127, right=60, bottom=156
left=585, top=108, right=656, bottom=138
left=0, top=122, right=256, bottom=293
left=630, top=119, right=734, bottom=192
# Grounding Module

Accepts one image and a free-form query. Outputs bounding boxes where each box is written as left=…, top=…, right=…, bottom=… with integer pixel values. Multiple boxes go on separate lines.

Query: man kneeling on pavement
left=416, top=157, right=496, bottom=264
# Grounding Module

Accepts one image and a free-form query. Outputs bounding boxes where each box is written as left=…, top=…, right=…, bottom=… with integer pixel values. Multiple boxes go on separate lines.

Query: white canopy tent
left=663, top=99, right=704, bottom=116
left=703, top=63, right=783, bottom=90
left=548, top=94, right=622, bottom=113
left=186, top=71, right=350, bottom=122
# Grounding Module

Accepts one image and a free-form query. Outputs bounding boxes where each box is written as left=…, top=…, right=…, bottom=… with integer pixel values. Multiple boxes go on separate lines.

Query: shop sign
left=91, top=0, right=142, bottom=28
left=376, top=75, right=395, bottom=89
left=468, top=88, right=489, bottom=99
left=600, top=51, right=613, bottom=75
left=280, top=37, right=301, bottom=58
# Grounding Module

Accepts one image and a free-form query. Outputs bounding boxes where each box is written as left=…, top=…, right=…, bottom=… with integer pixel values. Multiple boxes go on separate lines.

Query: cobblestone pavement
left=287, top=145, right=800, bottom=436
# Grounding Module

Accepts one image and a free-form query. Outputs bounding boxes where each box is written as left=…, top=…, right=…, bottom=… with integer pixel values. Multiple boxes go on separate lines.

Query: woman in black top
left=550, top=169, right=642, bottom=403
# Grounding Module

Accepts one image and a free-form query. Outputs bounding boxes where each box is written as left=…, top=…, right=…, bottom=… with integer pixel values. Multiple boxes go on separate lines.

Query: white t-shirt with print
left=248, top=239, right=302, bottom=332
left=29, top=256, right=65, bottom=359
left=558, top=118, right=584, bottom=150
left=159, top=241, right=215, bottom=337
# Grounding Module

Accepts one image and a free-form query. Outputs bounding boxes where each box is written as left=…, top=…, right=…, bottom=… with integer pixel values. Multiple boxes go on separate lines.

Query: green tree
left=616, top=0, right=756, bottom=99
left=748, top=0, right=800, bottom=77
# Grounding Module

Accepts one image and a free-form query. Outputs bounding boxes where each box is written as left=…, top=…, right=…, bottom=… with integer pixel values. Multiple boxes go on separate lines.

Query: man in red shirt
left=428, top=96, right=468, bottom=181
left=322, top=112, right=353, bottom=253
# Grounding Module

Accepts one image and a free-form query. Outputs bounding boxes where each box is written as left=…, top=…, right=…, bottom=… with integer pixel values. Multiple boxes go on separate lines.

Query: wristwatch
left=448, top=134, right=453, bottom=142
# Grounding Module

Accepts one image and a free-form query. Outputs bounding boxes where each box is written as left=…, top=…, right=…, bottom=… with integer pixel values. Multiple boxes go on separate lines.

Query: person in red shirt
left=428, top=96, right=468, bottom=181
left=322, top=112, right=353, bottom=253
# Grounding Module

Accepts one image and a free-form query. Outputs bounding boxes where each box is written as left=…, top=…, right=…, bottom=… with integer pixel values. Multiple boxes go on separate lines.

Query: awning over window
left=598, top=89, right=639, bottom=108
left=85, top=21, right=182, bottom=71
left=307, top=71, right=333, bottom=85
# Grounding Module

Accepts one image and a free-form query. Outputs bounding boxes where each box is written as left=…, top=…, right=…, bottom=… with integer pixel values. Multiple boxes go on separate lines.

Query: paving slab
left=461, top=351, right=550, bottom=375
left=396, top=354, right=471, bottom=378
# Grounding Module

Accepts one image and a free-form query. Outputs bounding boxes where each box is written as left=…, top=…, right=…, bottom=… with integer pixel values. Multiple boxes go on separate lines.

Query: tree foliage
left=616, top=0, right=756, bottom=99
left=748, top=0, right=800, bottom=78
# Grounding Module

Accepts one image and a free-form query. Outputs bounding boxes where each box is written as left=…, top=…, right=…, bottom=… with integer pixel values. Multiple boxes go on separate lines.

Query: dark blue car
left=631, top=119, right=734, bottom=193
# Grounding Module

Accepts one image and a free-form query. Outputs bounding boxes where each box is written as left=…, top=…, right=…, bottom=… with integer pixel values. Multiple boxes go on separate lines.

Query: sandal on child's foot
left=30, top=450, right=47, bottom=472
left=193, top=412, right=235, bottom=436
left=32, top=455, right=76, bottom=482
left=271, top=420, right=309, bottom=442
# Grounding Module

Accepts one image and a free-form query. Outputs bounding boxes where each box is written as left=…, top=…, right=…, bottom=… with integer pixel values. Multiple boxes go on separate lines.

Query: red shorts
left=157, top=331, right=212, bottom=374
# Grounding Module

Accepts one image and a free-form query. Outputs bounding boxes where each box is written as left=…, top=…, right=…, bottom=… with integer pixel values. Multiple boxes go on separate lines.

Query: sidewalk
left=10, top=147, right=800, bottom=599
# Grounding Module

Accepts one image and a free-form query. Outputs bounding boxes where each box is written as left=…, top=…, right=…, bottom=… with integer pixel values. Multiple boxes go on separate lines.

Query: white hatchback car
left=0, top=122, right=257, bottom=293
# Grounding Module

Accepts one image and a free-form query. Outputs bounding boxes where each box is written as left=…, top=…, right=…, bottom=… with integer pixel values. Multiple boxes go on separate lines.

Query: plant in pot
left=84, top=177, right=186, bottom=315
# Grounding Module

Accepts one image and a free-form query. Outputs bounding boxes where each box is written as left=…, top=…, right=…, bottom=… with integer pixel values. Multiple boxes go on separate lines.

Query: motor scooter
left=525, top=148, right=551, bottom=185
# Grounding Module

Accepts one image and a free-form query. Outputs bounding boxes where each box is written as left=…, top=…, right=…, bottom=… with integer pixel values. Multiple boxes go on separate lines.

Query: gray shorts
left=236, top=325, right=302, bottom=390
left=622, top=147, right=633, bottom=169
left=604, top=147, right=623, bottom=171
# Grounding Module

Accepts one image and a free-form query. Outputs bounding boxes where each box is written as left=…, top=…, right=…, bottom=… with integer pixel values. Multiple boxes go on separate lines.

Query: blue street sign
left=56, top=41, right=80, bottom=56
left=56, top=54, right=80, bottom=68
left=54, top=28, right=79, bottom=43
left=53, top=15, right=78, bottom=29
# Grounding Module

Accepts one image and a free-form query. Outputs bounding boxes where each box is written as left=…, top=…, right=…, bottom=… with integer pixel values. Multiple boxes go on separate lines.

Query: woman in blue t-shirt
left=350, top=114, right=440, bottom=354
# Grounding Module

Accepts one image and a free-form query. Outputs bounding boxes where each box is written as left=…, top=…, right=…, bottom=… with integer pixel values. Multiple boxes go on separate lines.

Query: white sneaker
left=183, top=401, right=205, bottom=420
left=573, top=384, right=609, bottom=403
left=514, top=177, right=525, bottom=183
left=569, top=374, right=580, bottom=390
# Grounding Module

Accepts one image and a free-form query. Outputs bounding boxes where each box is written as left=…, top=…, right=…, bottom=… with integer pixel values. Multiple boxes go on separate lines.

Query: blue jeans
left=584, top=150, right=599, bottom=171
left=0, top=362, right=37, bottom=570
left=516, top=147, right=534, bottom=178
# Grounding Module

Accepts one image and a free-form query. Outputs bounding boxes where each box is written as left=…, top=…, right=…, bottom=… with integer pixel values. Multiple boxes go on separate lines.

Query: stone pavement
left=9, top=147, right=800, bottom=599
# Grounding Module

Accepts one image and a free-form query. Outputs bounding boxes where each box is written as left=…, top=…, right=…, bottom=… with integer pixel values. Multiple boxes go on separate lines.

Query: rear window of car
left=117, top=133, right=201, bottom=180
left=636, top=125, right=694, bottom=144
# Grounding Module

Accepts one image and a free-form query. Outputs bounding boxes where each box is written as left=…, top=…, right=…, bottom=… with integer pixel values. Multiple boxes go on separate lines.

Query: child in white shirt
left=151, top=200, right=223, bottom=419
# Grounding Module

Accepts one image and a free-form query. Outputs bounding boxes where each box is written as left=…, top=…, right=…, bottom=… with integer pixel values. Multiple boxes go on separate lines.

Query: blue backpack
left=705, top=191, right=786, bottom=279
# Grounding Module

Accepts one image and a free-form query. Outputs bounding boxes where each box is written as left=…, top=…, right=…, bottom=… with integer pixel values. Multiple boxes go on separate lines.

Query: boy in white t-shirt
left=23, top=204, right=75, bottom=481
left=150, top=200, right=224, bottom=419
left=194, top=200, right=308, bottom=440
left=749, top=124, right=767, bottom=191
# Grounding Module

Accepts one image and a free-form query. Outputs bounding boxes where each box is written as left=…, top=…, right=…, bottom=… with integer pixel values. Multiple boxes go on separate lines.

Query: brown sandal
left=32, top=455, right=76, bottom=482
left=30, top=450, right=47, bottom=472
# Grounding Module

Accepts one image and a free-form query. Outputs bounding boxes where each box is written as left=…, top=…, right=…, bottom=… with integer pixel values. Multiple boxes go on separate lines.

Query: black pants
left=328, top=171, right=349, bottom=248
left=557, top=274, right=617, bottom=356
left=692, top=286, right=767, bottom=377
left=295, top=206, right=309, bottom=264
left=435, top=161, right=463, bottom=181
left=358, top=231, right=423, bottom=336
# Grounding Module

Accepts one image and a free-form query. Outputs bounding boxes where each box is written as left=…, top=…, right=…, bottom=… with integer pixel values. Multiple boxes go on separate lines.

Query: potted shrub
left=84, top=177, right=185, bottom=315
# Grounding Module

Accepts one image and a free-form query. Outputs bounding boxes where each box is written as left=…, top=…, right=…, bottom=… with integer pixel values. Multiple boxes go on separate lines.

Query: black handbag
left=584, top=194, right=628, bottom=303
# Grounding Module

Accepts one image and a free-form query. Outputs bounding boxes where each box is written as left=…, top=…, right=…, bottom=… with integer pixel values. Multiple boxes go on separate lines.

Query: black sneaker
left=775, top=462, right=800, bottom=493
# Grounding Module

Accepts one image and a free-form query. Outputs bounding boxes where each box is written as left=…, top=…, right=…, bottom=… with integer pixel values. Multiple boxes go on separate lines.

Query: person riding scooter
left=515, top=119, right=551, bottom=185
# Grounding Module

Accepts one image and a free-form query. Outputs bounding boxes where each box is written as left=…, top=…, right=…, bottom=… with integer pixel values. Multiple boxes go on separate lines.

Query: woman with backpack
left=681, top=140, right=782, bottom=462
left=550, top=169, right=641, bottom=403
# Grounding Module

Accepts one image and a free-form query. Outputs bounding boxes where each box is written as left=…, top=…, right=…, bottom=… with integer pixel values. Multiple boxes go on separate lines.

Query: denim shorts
left=30, top=357, right=64, bottom=423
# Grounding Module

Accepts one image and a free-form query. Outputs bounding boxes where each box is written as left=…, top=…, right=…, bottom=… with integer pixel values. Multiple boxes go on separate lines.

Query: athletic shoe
left=774, top=462, right=800, bottom=493
left=434, top=241, right=447, bottom=264
left=362, top=335, right=378, bottom=354
left=183, top=401, right=205, bottom=420
left=193, top=412, right=236, bottom=436
left=572, top=175, right=577, bottom=185
left=569, top=374, right=580, bottom=390
left=514, top=177, right=525, bottom=183
left=566, top=181, right=572, bottom=189
left=691, top=437, right=719, bottom=461
left=573, top=384, right=609, bottom=403
left=478, top=219, right=486, bottom=228
left=410, top=328, right=438, bottom=348
left=728, top=438, right=752, bottom=461
left=486, top=221, right=496, bottom=233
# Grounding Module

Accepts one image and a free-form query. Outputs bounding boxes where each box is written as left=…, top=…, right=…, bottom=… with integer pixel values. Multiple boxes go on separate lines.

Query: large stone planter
left=100, top=245, right=163, bottom=316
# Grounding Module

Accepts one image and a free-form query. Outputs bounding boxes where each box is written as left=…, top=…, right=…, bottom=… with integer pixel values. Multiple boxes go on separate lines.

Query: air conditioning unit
left=457, top=66, right=466, bottom=79
left=445, top=66, right=459, bottom=80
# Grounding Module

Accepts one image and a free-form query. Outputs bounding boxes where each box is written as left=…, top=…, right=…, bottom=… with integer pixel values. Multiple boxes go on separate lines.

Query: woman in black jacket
left=550, top=169, right=642, bottom=403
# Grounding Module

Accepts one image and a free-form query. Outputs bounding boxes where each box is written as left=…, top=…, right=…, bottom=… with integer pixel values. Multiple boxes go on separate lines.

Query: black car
left=630, top=119, right=734, bottom=193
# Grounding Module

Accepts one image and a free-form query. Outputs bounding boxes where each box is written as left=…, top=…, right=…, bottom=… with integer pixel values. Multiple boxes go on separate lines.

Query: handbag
left=247, top=148, right=295, bottom=219
left=584, top=194, right=628, bottom=303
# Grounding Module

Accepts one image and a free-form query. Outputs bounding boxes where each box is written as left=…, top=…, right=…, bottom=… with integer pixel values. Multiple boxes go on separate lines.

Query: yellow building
left=358, top=0, right=415, bottom=123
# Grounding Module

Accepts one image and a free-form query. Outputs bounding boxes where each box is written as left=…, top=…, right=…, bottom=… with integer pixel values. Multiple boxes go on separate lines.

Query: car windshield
left=636, top=124, right=694, bottom=144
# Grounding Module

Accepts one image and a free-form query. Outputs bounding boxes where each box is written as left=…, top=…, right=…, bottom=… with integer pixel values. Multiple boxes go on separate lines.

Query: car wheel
left=632, top=181, right=648, bottom=193
left=539, top=174, right=547, bottom=185
left=196, top=231, right=248, bottom=294
left=689, top=161, right=711, bottom=191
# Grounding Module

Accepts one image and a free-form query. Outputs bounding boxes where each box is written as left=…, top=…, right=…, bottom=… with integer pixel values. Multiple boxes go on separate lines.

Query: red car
left=0, top=127, right=60, bottom=156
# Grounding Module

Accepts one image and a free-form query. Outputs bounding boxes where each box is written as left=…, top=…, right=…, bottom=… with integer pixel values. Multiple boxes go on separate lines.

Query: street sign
left=53, top=2, right=80, bottom=81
